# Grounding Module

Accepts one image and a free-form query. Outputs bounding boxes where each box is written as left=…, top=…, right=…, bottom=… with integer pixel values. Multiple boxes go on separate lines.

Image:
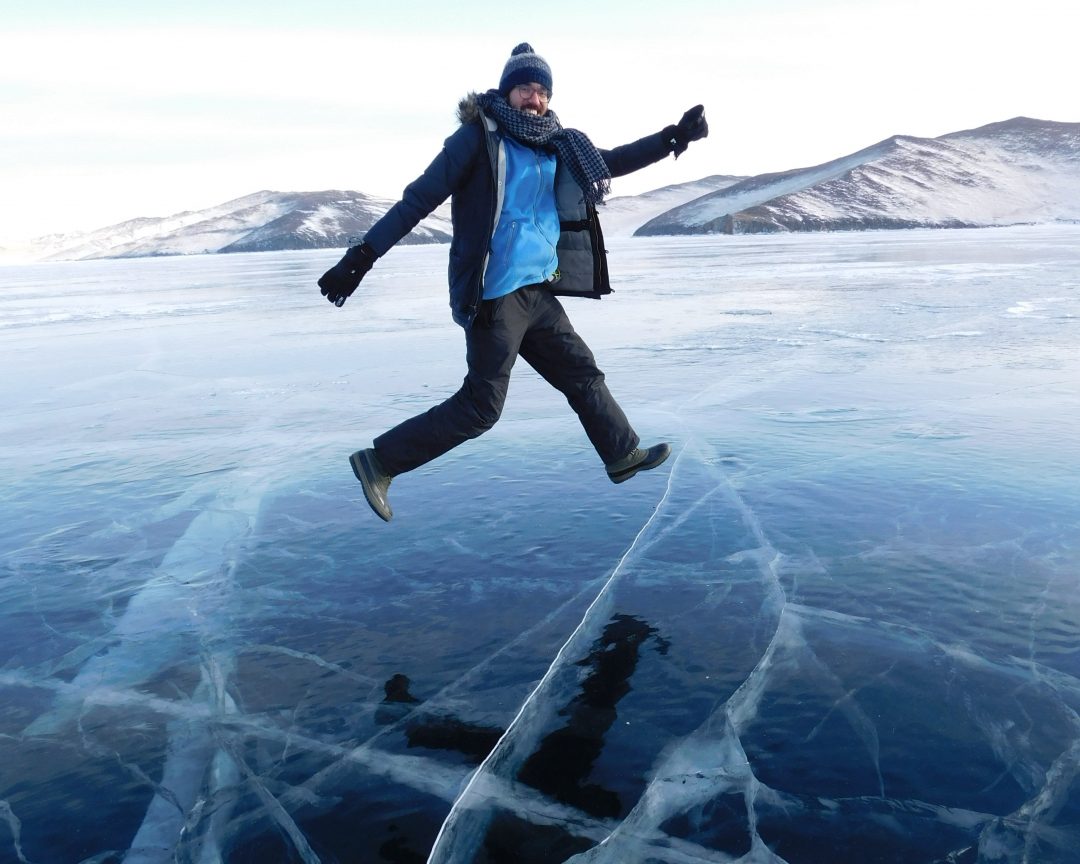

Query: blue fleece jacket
left=483, top=138, right=560, bottom=299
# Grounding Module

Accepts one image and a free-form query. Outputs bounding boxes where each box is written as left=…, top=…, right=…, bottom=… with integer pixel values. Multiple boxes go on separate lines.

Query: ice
left=2, top=226, right=1080, bottom=862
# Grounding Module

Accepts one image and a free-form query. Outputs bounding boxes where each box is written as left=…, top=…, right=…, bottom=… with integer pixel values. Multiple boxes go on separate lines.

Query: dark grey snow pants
left=373, top=285, right=639, bottom=476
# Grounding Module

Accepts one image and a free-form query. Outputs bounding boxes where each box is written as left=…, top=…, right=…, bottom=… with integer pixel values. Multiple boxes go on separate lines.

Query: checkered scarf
left=476, top=90, right=611, bottom=205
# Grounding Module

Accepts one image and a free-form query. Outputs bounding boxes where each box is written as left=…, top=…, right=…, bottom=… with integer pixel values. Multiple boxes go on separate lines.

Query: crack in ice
left=425, top=449, right=683, bottom=863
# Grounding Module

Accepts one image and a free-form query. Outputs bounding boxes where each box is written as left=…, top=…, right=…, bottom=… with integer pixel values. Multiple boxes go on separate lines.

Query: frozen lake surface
left=2, top=226, right=1079, bottom=863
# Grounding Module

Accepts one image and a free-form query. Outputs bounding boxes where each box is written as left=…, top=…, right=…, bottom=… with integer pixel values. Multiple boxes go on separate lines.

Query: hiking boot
left=606, top=443, right=672, bottom=484
left=350, top=448, right=393, bottom=522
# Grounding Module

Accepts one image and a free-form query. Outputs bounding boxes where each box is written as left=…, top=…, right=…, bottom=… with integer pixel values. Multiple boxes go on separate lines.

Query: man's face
left=508, top=82, right=550, bottom=116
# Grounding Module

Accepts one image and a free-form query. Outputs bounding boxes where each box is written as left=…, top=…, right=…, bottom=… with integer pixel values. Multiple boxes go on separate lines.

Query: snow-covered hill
left=15, top=117, right=1080, bottom=261
left=28, top=191, right=452, bottom=262
left=638, top=117, right=1080, bottom=235
left=598, top=175, right=745, bottom=237
left=24, top=178, right=734, bottom=262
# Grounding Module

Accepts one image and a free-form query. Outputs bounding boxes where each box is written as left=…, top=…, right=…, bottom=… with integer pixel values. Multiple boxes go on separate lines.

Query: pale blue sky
left=1, top=0, right=1074, bottom=242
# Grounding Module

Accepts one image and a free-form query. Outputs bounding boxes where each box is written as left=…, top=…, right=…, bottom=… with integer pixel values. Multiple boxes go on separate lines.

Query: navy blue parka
left=362, top=93, right=677, bottom=328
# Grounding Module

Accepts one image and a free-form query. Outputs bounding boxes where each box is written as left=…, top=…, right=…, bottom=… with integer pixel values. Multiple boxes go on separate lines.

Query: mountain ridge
left=636, top=116, right=1080, bottom=236
left=24, top=191, right=453, bottom=262
left=14, top=116, right=1080, bottom=261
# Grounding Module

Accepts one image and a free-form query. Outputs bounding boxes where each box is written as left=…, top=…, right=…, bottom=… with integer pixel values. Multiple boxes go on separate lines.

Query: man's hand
left=318, top=243, right=377, bottom=307
left=665, top=105, right=709, bottom=158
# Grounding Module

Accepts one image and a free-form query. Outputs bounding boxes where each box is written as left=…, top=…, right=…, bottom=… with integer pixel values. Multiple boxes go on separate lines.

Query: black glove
left=318, top=242, right=377, bottom=307
left=663, top=104, right=709, bottom=158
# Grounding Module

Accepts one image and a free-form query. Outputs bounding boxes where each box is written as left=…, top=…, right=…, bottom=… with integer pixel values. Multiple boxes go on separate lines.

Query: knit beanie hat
left=498, top=43, right=553, bottom=97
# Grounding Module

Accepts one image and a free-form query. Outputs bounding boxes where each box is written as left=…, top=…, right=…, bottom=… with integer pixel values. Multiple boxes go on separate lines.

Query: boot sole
left=607, top=443, right=671, bottom=484
left=350, top=450, right=393, bottom=522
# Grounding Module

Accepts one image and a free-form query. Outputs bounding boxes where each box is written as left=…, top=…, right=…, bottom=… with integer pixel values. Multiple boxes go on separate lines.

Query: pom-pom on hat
left=499, top=43, right=553, bottom=97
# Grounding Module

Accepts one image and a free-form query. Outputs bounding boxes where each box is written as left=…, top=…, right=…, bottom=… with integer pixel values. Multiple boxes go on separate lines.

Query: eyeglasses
left=514, top=84, right=550, bottom=103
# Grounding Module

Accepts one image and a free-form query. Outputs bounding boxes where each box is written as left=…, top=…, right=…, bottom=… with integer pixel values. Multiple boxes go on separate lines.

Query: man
left=319, top=43, right=708, bottom=522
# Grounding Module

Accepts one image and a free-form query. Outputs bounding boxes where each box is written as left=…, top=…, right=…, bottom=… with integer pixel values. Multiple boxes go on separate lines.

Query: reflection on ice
left=429, top=457, right=680, bottom=863
left=2, top=227, right=1080, bottom=862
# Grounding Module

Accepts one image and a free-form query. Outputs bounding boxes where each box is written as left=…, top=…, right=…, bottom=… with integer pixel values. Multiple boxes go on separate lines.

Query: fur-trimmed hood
left=457, top=92, right=484, bottom=126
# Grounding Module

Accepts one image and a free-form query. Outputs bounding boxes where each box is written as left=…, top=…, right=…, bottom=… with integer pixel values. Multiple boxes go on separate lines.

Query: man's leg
left=372, top=295, right=528, bottom=477
left=518, top=289, right=639, bottom=465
